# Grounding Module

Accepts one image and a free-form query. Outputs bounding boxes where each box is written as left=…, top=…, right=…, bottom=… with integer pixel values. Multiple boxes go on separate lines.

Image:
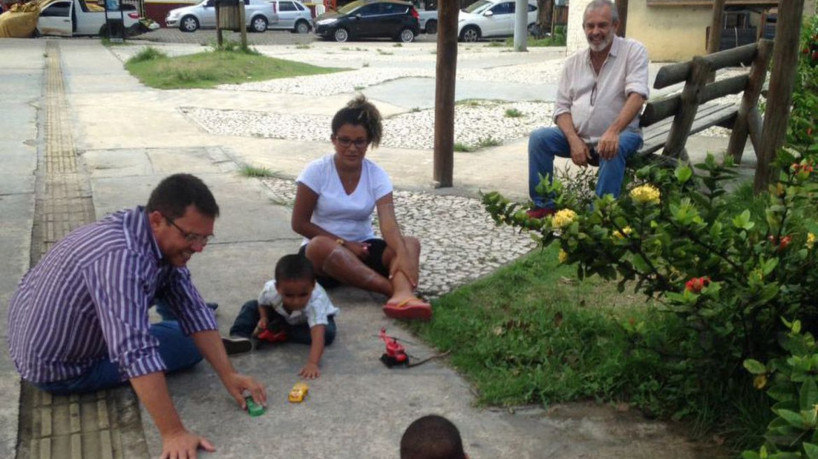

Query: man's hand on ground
left=597, top=129, right=620, bottom=159
left=225, top=373, right=267, bottom=409
left=160, top=429, right=215, bottom=459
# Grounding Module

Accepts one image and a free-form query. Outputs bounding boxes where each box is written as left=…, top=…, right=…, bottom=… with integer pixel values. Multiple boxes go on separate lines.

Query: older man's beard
left=587, top=30, right=614, bottom=52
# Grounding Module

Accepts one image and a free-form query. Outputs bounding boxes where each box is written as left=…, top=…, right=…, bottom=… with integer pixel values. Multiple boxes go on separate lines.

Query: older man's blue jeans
left=528, top=127, right=643, bottom=209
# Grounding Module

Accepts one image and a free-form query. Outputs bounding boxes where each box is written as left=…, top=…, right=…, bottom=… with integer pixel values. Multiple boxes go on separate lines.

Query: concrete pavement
left=0, top=37, right=742, bottom=458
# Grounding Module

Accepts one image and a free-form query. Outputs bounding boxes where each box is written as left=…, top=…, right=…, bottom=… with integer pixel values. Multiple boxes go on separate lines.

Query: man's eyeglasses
left=335, top=137, right=368, bottom=149
left=164, top=216, right=213, bottom=245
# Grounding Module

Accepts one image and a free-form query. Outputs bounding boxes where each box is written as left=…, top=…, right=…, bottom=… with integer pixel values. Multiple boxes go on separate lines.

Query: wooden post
left=662, top=56, right=713, bottom=158
left=433, top=0, right=459, bottom=188
left=239, top=0, right=248, bottom=48
left=706, top=0, right=726, bottom=54
left=754, top=0, right=805, bottom=193
left=727, top=39, right=772, bottom=162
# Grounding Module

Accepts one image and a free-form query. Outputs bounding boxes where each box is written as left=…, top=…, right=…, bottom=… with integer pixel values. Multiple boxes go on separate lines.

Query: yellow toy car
left=288, top=382, right=309, bottom=403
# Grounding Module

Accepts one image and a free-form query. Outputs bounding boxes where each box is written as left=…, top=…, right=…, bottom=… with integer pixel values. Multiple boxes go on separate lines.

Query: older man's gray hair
left=584, top=0, right=619, bottom=23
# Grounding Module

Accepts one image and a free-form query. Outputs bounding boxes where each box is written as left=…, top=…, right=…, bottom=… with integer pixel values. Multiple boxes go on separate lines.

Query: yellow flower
left=551, top=209, right=577, bottom=229
left=558, top=249, right=568, bottom=264
left=613, top=226, right=633, bottom=239
left=807, top=233, right=816, bottom=250
left=630, top=185, right=661, bottom=205
left=754, top=374, right=767, bottom=390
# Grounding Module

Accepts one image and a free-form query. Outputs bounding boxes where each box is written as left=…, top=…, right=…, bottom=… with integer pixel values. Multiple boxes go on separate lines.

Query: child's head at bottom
left=400, top=414, right=466, bottom=459
left=275, top=254, right=316, bottom=311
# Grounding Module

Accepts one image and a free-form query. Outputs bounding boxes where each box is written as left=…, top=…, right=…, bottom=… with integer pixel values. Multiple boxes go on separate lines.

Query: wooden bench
left=635, top=39, right=774, bottom=164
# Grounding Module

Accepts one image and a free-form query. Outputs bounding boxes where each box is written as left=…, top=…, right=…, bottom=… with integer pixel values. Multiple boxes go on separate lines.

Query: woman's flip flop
left=383, top=297, right=432, bottom=321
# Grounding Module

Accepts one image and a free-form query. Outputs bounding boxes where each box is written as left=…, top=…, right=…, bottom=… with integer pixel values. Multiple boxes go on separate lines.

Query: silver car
left=267, top=0, right=312, bottom=33
left=166, top=0, right=279, bottom=33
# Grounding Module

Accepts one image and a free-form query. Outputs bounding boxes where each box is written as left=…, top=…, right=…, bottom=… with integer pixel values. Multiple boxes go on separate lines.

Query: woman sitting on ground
left=291, top=95, right=431, bottom=321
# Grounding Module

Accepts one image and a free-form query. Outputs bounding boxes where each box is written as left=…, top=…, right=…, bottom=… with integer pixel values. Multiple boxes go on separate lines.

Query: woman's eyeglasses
left=335, top=137, right=368, bottom=148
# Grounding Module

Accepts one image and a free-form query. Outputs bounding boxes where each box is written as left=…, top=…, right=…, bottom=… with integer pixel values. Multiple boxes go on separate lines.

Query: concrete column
left=565, top=0, right=591, bottom=55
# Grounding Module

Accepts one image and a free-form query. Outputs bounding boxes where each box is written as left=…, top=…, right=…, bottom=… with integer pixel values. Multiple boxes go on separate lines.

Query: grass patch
left=455, top=99, right=484, bottom=107
left=125, top=45, right=346, bottom=89
left=129, top=46, right=168, bottom=63
left=239, top=165, right=275, bottom=177
left=476, top=136, right=502, bottom=148
left=410, top=247, right=655, bottom=406
left=409, top=247, right=762, bottom=453
left=453, top=142, right=474, bottom=152
left=295, top=44, right=311, bottom=49
left=377, top=49, right=394, bottom=55
left=504, top=108, right=523, bottom=118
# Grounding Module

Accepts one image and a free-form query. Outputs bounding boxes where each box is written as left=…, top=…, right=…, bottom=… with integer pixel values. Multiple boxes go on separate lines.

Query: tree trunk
left=538, top=0, right=553, bottom=33
left=616, top=0, right=628, bottom=37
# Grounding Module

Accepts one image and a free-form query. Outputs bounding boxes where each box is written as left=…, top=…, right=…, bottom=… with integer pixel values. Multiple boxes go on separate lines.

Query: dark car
left=313, top=0, right=419, bottom=43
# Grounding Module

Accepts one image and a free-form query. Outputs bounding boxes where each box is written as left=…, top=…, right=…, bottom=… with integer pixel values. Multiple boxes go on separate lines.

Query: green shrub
left=484, top=152, right=818, bottom=425
left=742, top=319, right=818, bottom=459
left=788, top=15, right=818, bottom=154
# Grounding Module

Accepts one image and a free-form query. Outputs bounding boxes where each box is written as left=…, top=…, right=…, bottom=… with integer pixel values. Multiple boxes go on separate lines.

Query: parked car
left=418, top=8, right=436, bottom=34
left=36, top=0, right=144, bottom=37
left=165, top=0, right=278, bottom=33
left=457, top=0, right=537, bottom=42
left=313, top=0, right=419, bottom=43
left=267, top=0, right=312, bottom=33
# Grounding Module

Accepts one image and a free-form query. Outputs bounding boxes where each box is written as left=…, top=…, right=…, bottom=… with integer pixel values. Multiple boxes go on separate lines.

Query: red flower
left=779, top=235, right=792, bottom=250
left=685, top=277, right=711, bottom=293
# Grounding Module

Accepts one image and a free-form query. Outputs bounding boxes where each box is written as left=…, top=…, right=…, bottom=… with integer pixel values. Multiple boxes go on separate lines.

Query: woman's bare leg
left=382, top=236, right=423, bottom=304
left=304, top=236, right=392, bottom=296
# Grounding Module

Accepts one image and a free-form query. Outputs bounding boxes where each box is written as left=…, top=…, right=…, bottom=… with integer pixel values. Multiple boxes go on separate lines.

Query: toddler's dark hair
left=400, top=415, right=466, bottom=459
left=331, top=94, right=383, bottom=148
left=274, top=254, right=315, bottom=283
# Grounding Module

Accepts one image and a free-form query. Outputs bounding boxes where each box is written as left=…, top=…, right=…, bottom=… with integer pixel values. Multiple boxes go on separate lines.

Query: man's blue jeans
left=528, top=127, right=643, bottom=209
left=34, top=304, right=203, bottom=395
left=229, top=300, right=336, bottom=345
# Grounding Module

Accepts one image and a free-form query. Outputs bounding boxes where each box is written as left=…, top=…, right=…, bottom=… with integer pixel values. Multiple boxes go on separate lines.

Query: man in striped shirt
left=8, top=173, right=266, bottom=458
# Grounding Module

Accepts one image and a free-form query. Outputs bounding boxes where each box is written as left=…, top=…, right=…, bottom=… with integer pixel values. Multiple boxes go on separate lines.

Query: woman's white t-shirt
left=297, top=154, right=393, bottom=244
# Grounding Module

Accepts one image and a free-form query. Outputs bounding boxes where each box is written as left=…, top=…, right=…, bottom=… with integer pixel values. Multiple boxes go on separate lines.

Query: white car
left=36, top=0, right=143, bottom=37
left=458, top=0, right=537, bottom=42
left=165, top=0, right=278, bottom=33
left=267, top=0, right=312, bottom=33
left=418, top=9, right=437, bottom=34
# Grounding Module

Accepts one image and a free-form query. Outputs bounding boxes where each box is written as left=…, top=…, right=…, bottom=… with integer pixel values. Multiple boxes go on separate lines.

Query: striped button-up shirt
left=7, top=207, right=217, bottom=384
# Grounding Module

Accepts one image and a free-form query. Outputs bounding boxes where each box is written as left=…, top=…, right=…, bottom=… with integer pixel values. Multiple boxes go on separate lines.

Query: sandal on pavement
left=383, top=297, right=432, bottom=321
left=222, top=336, right=253, bottom=355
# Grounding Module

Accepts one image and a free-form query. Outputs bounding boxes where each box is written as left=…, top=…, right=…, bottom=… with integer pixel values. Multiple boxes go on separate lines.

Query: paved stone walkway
left=16, top=41, right=148, bottom=459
